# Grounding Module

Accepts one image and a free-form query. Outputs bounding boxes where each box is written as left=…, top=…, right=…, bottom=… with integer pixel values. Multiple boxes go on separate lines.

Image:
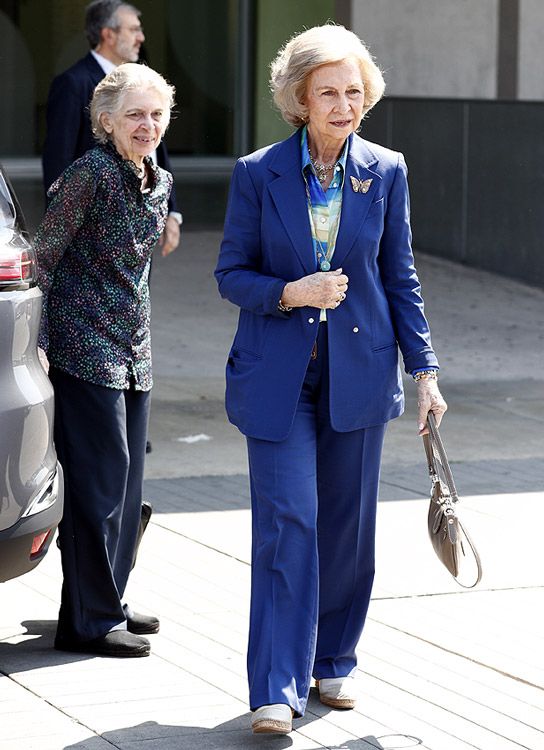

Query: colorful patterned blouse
left=300, top=125, right=348, bottom=271
left=301, top=125, right=348, bottom=321
left=35, top=141, right=172, bottom=391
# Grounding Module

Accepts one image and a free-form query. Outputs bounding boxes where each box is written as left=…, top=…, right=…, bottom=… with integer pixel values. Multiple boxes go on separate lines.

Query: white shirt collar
left=91, top=50, right=117, bottom=75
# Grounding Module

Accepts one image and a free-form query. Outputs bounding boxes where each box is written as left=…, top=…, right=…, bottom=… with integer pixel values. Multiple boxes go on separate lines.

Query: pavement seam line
left=356, top=667, right=534, bottom=750
left=0, top=668, right=121, bottom=748
left=372, top=584, right=544, bottom=600
left=359, top=639, right=544, bottom=734
left=148, top=518, right=544, bottom=599
left=149, top=519, right=250, bottom=566
left=368, top=618, right=544, bottom=693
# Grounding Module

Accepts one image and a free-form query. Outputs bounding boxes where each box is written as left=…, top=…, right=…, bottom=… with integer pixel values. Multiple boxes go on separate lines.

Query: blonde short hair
left=90, top=63, right=176, bottom=144
left=270, top=24, right=385, bottom=128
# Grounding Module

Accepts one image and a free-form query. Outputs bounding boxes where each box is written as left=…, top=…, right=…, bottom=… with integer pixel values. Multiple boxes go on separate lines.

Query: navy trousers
left=246, top=324, right=386, bottom=716
left=49, top=368, right=150, bottom=642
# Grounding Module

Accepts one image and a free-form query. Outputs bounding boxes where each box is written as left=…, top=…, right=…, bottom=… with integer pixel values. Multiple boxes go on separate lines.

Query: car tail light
left=0, top=246, right=37, bottom=289
left=30, top=529, right=52, bottom=558
left=22, top=471, right=60, bottom=519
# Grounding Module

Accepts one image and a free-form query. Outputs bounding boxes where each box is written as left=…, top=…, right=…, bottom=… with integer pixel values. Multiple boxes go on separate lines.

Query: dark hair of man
left=84, top=0, right=141, bottom=49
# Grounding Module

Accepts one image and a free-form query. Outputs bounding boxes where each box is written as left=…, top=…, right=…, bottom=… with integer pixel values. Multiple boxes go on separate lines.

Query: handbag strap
left=423, top=412, right=459, bottom=503
left=423, top=414, right=483, bottom=587
left=456, top=520, right=483, bottom=587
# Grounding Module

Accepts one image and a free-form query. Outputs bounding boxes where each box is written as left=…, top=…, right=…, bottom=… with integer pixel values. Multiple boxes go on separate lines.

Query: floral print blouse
left=35, top=141, right=172, bottom=391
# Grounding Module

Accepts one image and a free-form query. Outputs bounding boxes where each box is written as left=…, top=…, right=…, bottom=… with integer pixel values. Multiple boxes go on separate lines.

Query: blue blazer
left=215, top=129, right=438, bottom=442
left=42, top=53, right=178, bottom=212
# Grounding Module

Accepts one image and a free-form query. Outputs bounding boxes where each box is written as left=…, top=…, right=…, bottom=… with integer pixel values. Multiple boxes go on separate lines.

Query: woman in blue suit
left=215, top=24, right=447, bottom=735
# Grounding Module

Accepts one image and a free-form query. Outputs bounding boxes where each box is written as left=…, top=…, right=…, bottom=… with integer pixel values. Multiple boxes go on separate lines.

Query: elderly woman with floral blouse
left=35, top=63, right=175, bottom=658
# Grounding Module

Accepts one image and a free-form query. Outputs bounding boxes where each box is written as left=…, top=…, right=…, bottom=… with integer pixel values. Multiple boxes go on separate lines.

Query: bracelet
left=277, top=299, right=293, bottom=312
left=413, top=369, right=438, bottom=382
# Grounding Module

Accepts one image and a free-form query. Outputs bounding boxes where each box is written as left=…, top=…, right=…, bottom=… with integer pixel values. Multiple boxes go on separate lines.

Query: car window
left=0, top=170, right=16, bottom=230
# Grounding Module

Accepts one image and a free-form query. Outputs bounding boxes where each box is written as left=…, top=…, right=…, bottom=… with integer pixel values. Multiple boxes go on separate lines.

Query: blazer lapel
left=84, top=52, right=107, bottom=86
left=333, top=135, right=382, bottom=268
left=267, top=131, right=316, bottom=275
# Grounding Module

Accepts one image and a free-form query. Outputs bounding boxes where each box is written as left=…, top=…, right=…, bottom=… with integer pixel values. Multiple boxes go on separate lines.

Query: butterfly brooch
left=350, top=176, right=373, bottom=194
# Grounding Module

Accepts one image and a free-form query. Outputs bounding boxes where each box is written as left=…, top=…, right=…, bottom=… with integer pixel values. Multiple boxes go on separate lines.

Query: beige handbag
left=423, top=413, right=482, bottom=588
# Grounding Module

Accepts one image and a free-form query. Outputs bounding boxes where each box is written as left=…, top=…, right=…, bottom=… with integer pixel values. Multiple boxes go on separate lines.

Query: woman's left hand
left=38, top=346, right=49, bottom=374
left=416, top=378, right=447, bottom=435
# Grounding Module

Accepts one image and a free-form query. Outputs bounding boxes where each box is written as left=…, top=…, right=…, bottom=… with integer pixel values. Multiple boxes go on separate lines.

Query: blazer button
left=308, top=317, right=315, bottom=324
left=353, top=327, right=359, bottom=333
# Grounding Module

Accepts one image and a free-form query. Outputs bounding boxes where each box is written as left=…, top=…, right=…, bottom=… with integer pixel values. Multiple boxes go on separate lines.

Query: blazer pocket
left=371, top=341, right=397, bottom=353
left=366, top=196, right=385, bottom=219
left=228, top=346, right=262, bottom=364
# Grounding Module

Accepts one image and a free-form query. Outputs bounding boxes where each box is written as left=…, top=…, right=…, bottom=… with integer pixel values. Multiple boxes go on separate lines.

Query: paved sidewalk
left=1, top=230, right=543, bottom=749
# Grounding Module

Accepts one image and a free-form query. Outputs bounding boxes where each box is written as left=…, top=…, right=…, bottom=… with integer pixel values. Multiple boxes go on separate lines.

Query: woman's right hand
left=281, top=268, right=349, bottom=309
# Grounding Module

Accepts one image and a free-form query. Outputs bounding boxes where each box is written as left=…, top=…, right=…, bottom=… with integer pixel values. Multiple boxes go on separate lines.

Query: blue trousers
left=246, top=324, right=386, bottom=716
left=49, top=368, right=150, bottom=642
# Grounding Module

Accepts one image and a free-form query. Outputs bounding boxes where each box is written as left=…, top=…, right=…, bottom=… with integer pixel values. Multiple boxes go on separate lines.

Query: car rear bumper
left=0, top=463, right=64, bottom=582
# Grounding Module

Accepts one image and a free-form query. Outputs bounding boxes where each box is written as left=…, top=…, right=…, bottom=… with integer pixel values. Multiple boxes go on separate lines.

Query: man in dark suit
left=42, top=0, right=181, bottom=255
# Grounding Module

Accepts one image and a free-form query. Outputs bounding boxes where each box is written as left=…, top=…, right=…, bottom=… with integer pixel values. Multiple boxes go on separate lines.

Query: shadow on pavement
left=1, top=623, right=419, bottom=750
left=0, top=620, right=111, bottom=671
left=60, top=716, right=397, bottom=749
left=55, top=689, right=418, bottom=750
left=62, top=719, right=294, bottom=749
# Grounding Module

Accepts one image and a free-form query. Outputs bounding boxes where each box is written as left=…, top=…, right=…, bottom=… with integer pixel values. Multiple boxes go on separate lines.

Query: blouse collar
left=101, top=140, right=158, bottom=190
left=300, top=125, right=349, bottom=177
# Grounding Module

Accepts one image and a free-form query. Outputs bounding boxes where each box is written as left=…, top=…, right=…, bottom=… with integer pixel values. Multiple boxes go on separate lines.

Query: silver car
left=0, top=164, right=63, bottom=582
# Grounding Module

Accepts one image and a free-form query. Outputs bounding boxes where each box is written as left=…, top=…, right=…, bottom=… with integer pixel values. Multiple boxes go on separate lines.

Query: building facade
left=1, top=0, right=542, bottom=285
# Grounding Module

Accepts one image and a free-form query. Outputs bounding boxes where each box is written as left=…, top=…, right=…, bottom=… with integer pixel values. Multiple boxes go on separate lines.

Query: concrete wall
left=348, top=1, right=544, bottom=286
left=351, top=0, right=544, bottom=104
left=518, top=0, right=544, bottom=99
left=363, top=96, right=544, bottom=288
left=351, top=0, right=499, bottom=99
